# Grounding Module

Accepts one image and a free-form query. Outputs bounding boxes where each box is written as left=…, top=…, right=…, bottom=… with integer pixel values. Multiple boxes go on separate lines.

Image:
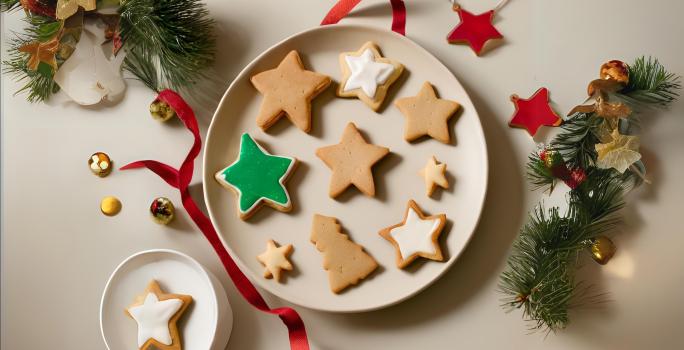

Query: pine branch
left=118, top=0, right=216, bottom=91
left=500, top=170, right=624, bottom=332
left=500, top=56, right=679, bottom=334
left=1, top=0, right=21, bottom=12
left=623, top=56, right=681, bottom=106
left=1, top=14, right=61, bottom=102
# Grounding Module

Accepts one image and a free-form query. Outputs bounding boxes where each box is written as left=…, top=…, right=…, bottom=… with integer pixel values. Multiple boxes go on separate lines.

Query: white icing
left=128, top=293, right=183, bottom=347
left=343, top=48, right=395, bottom=98
left=390, top=207, right=441, bottom=259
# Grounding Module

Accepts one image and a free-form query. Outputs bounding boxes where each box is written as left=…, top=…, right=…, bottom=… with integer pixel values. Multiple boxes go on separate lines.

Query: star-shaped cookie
left=379, top=200, right=447, bottom=269
left=395, top=82, right=460, bottom=144
left=257, top=240, right=294, bottom=282
left=316, top=122, right=390, bottom=198
left=251, top=50, right=331, bottom=132
left=337, top=41, right=404, bottom=111
left=419, top=156, right=449, bottom=196
left=215, top=133, right=297, bottom=220
left=125, top=280, right=192, bottom=350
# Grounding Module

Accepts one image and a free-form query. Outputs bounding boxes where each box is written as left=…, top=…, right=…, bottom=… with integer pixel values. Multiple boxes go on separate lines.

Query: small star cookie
left=125, top=280, right=192, bottom=350
left=337, top=41, right=404, bottom=111
left=395, top=82, right=460, bottom=144
left=419, top=156, right=449, bottom=196
left=256, top=240, right=294, bottom=282
left=316, top=122, right=390, bottom=198
left=251, top=50, right=331, bottom=132
left=215, top=133, right=298, bottom=220
left=379, top=200, right=447, bottom=269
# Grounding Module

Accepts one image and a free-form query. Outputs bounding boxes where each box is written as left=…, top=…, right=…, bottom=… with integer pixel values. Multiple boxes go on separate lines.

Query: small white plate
left=203, top=24, right=488, bottom=312
left=100, top=249, right=232, bottom=350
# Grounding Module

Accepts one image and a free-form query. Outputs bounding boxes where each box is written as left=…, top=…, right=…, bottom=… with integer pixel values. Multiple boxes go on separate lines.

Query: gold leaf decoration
left=595, top=129, right=641, bottom=173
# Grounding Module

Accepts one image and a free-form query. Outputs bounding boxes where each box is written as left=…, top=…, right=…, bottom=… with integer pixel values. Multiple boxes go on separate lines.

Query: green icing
left=220, top=133, right=294, bottom=213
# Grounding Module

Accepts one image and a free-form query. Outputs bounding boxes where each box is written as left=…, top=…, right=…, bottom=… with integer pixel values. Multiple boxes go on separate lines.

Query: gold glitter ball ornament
left=590, top=235, right=616, bottom=265
left=599, top=60, right=629, bottom=85
left=101, top=196, right=122, bottom=216
left=150, top=197, right=175, bottom=225
left=88, top=152, right=113, bottom=177
left=149, top=100, right=177, bottom=122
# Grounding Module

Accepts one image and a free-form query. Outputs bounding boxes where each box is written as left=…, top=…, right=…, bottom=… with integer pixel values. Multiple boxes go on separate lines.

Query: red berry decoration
left=508, top=87, right=562, bottom=136
left=447, top=6, right=503, bottom=56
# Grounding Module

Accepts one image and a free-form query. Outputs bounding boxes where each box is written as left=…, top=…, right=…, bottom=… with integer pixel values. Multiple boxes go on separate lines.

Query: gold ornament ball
left=600, top=60, right=629, bottom=85
left=88, top=152, right=113, bottom=177
left=101, top=196, right=122, bottom=216
left=149, top=100, right=177, bottom=122
left=150, top=197, right=175, bottom=225
left=590, top=236, right=616, bottom=265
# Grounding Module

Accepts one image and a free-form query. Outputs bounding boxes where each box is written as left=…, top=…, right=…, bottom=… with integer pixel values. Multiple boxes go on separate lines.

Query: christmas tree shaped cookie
left=215, top=133, right=298, bottom=220
left=310, top=214, right=378, bottom=293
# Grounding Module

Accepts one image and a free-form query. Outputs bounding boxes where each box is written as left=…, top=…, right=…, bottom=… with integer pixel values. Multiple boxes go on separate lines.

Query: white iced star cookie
left=419, top=156, right=449, bottom=197
left=337, top=41, right=404, bottom=111
left=256, top=239, right=294, bottom=282
left=125, top=280, right=192, bottom=350
left=379, top=200, right=447, bottom=268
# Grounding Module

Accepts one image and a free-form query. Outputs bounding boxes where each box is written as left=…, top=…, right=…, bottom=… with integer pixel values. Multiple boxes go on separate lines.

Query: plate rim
left=99, top=249, right=222, bottom=349
left=202, top=23, right=489, bottom=313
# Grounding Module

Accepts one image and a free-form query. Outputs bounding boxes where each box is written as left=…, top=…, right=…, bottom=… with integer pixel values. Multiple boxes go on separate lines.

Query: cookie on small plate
left=337, top=41, right=404, bottom=111
left=125, top=280, right=192, bottom=350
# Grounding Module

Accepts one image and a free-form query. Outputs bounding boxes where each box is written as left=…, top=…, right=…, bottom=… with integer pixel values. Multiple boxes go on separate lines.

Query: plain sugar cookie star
left=215, top=133, right=298, bottom=220
left=316, top=122, right=390, bottom=198
left=337, top=41, right=404, bottom=111
left=379, top=200, right=447, bottom=269
left=419, top=156, right=449, bottom=196
left=395, top=81, right=460, bottom=144
left=125, top=280, right=192, bottom=350
left=257, top=239, right=294, bottom=282
left=250, top=50, right=331, bottom=132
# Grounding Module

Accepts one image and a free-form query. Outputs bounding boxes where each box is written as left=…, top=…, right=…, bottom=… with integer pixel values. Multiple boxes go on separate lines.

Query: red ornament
left=447, top=7, right=503, bottom=56
left=508, top=87, right=562, bottom=136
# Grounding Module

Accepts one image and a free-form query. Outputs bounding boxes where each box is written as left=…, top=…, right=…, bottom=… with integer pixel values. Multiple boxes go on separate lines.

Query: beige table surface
left=2, top=1, right=683, bottom=349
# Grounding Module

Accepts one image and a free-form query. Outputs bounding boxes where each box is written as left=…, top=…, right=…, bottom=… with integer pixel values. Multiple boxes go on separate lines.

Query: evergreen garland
left=499, top=57, right=680, bottom=333
left=1, top=0, right=215, bottom=101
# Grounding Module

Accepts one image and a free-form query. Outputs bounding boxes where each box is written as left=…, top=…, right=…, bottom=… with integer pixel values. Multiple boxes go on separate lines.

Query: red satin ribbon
left=321, top=0, right=407, bottom=36
left=121, top=90, right=310, bottom=350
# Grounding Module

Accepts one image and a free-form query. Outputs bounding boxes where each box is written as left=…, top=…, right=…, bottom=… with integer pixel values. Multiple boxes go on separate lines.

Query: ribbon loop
left=121, top=89, right=310, bottom=350
left=321, top=0, right=407, bottom=36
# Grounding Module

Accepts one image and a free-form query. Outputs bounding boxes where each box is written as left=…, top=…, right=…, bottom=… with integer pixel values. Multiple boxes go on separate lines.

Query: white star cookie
left=419, top=156, right=449, bottom=196
left=337, top=41, right=404, bottom=111
left=125, top=280, right=192, bottom=350
left=257, top=239, right=294, bottom=282
left=379, top=200, right=447, bottom=268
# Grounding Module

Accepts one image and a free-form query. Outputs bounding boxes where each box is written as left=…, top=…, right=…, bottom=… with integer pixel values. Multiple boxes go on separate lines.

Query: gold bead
left=150, top=197, right=175, bottom=225
left=88, top=152, right=113, bottom=177
left=590, top=236, right=616, bottom=265
left=101, top=196, right=122, bottom=216
left=599, top=60, right=629, bottom=85
left=149, top=100, right=177, bottom=122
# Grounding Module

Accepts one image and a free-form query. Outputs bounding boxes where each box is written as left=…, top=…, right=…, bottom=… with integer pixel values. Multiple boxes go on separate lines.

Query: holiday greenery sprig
left=500, top=57, right=680, bottom=333
left=1, top=0, right=215, bottom=103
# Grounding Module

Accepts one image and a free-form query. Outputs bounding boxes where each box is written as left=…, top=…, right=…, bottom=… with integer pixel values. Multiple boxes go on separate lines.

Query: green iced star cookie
left=215, top=133, right=297, bottom=220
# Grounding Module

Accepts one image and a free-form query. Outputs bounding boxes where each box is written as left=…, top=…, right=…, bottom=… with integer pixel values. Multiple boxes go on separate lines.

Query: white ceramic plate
left=100, top=249, right=233, bottom=350
left=203, top=24, right=488, bottom=312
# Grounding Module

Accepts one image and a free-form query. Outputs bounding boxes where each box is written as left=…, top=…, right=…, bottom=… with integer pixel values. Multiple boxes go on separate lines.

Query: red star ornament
left=508, top=87, right=562, bottom=136
left=447, top=7, right=503, bottom=56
